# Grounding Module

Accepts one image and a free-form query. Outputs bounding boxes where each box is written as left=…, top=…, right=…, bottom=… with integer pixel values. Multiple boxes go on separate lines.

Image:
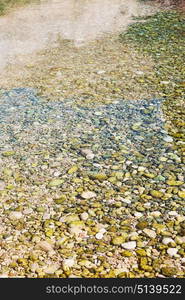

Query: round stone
left=122, top=241, right=136, bottom=250
left=167, top=248, right=178, bottom=257
left=9, top=211, right=23, bottom=220
left=81, top=191, right=97, bottom=199
left=162, top=238, right=175, bottom=245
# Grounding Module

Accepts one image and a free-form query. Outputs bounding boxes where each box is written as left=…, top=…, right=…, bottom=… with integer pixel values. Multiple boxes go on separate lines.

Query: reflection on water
left=0, top=0, right=151, bottom=68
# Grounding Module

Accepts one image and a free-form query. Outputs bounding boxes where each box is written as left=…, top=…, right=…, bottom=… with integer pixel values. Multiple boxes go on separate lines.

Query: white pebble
left=80, top=212, right=89, bottom=221
left=53, top=171, right=61, bottom=177
left=62, top=258, right=75, bottom=268
left=44, top=264, right=60, bottom=274
left=122, top=241, right=136, bottom=250
left=150, top=211, right=161, bottom=217
left=37, top=241, right=54, bottom=252
left=138, top=166, right=146, bottom=172
left=168, top=211, right=179, bottom=217
left=143, top=229, right=156, bottom=239
left=9, top=211, right=23, bottom=220
left=95, top=232, right=104, bottom=240
left=162, top=238, right=174, bottom=245
left=81, top=191, right=96, bottom=199
left=134, top=212, right=143, bottom=218
left=121, top=199, right=131, bottom=204
left=163, top=136, right=173, bottom=143
left=167, top=248, right=178, bottom=257
left=23, top=208, right=33, bottom=215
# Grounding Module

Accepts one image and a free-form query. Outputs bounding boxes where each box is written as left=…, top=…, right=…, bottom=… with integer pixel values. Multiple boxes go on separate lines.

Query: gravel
left=0, top=87, right=184, bottom=278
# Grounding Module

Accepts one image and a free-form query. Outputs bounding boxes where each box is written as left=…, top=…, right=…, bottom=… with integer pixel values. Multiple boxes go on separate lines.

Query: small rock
left=62, top=258, right=75, bottom=268
left=136, top=249, right=147, bottom=256
left=136, top=221, right=148, bottom=230
left=68, top=165, right=78, bottom=174
left=53, top=171, right=61, bottom=177
left=95, top=232, right=104, bottom=240
left=162, top=238, right=175, bottom=245
left=2, top=151, right=15, bottom=157
left=150, top=211, right=161, bottom=217
left=161, top=267, right=177, bottom=277
left=96, top=70, right=105, bottom=75
left=81, top=149, right=95, bottom=159
left=167, top=180, right=183, bottom=186
left=167, top=248, right=178, bottom=257
left=178, top=191, right=185, bottom=198
left=80, top=212, right=89, bottom=221
left=150, top=190, right=163, bottom=198
left=168, top=211, right=178, bottom=217
left=122, top=241, right=136, bottom=250
left=0, top=180, right=6, bottom=191
left=138, top=166, right=146, bottom=172
left=134, top=212, right=143, bottom=218
left=23, top=208, right=33, bottom=215
left=163, top=136, right=173, bottom=143
left=143, top=229, right=156, bottom=239
left=37, top=241, right=54, bottom=252
left=9, top=211, right=23, bottom=220
left=44, top=263, right=60, bottom=274
left=48, top=179, right=64, bottom=187
left=89, top=173, right=107, bottom=181
left=112, top=236, right=126, bottom=245
left=81, top=191, right=97, bottom=199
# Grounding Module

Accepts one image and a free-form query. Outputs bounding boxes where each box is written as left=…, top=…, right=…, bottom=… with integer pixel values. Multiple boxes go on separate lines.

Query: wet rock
left=68, top=165, right=78, bottom=174
left=0, top=180, right=6, bottom=191
left=37, top=241, right=54, bottom=252
left=162, top=238, right=175, bottom=245
left=122, top=241, right=136, bottom=250
left=112, top=236, right=126, bottom=245
left=48, top=179, right=64, bottom=187
left=150, top=190, right=163, bottom=198
left=81, top=191, right=97, bottom=199
left=166, top=180, right=183, bottom=186
left=161, top=267, right=178, bottom=277
left=143, top=229, right=156, bottom=239
left=167, top=248, right=178, bottom=257
left=9, top=211, right=23, bottom=220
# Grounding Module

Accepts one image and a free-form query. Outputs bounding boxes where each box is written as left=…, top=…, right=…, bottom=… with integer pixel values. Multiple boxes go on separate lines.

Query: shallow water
left=0, top=88, right=178, bottom=172
left=0, top=0, right=155, bottom=69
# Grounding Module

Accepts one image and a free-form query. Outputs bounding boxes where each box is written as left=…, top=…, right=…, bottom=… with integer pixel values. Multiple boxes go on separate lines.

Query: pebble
left=80, top=212, right=89, bottom=221
left=112, top=236, right=126, bottom=245
left=95, top=232, right=104, bottom=240
left=162, top=237, right=175, bottom=245
left=81, top=191, right=97, bottom=199
left=138, top=166, right=146, bottom=172
left=143, top=229, right=156, bottom=239
left=167, top=248, right=178, bottom=257
left=168, top=211, right=179, bottom=217
left=178, top=191, right=185, bottom=198
left=0, top=180, right=6, bottom=190
left=23, top=208, right=33, bottom=215
left=122, top=241, right=136, bottom=250
left=9, top=211, right=23, bottom=220
left=150, top=211, right=161, bottom=217
left=62, top=258, right=76, bottom=268
left=44, top=264, right=60, bottom=274
left=134, top=212, right=143, bottom=218
left=37, top=241, right=54, bottom=252
left=48, top=179, right=64, bottom=187
left=163, top=136, right=173, bottom=143
left=81, top=149, right=95, bottom=159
